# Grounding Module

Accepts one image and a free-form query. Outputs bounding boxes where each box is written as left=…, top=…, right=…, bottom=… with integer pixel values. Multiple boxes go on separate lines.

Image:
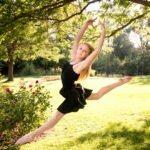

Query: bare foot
left=119, top=76, right=132, bottom=84
left=15, top=128, right=55, bottom=146
left=15, top=132, right=34, bottom=146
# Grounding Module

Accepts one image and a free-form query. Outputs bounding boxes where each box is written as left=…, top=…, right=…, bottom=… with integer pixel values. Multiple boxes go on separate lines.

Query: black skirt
left=57, top=83, right=92, bottom=114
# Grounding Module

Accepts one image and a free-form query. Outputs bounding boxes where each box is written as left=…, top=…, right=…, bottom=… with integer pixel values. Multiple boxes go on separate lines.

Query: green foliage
left=0, top=80, right=52, bottom=146
left=93, top=50, right=150, bottom=76
left=58, top=58, right=69, bottom=69
left=0, top=0, right=150, bottom=81
left=119, top=52, right=150, bottom=76
left=114, top=0, right=130, bottom=7
left=113, top=32, right=134, bottom=60
left=91, top=30, right=150, bottom=76
left=122, top=56, right=138, bottom=76
left=99, top=0, right=149, bottom=39
left=142, top=54, right=150, bottom=75
left=21, top=62, right=36, bottom=76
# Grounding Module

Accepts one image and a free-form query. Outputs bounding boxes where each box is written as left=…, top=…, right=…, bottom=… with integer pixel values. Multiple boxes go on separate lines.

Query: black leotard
left=57, top=62, right=92, bottom=114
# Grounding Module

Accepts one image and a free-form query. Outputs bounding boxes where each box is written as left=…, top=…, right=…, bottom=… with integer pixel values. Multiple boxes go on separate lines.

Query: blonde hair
left=78, top=43, right=95, bottom=80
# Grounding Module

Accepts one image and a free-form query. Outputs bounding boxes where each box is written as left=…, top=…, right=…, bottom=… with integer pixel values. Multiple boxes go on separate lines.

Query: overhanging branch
left=50, top=0, right=101, bottom=24
left=127, top=0, right=150, bottom=7
left=107, top=10, right=150, bottom=38
left=32, top=0, right=101, bottom=23
left=0, top=0, right=76, bottom=28
left=83, top=10, right=150, bottom=41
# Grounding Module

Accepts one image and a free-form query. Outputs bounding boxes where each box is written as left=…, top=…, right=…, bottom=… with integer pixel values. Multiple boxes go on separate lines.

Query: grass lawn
left=3, top=75, right=150, bottom=150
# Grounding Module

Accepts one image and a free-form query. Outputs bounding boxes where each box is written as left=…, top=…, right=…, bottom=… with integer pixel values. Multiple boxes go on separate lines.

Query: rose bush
left=0, top=80, right=52, bottom=146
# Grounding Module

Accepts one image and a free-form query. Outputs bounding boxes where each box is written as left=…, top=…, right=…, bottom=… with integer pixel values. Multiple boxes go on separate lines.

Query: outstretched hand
left=98, top=18, right=106, bottom=31
left=86, top=18, right=106, bottom=31
left=86, top=18, right=97, bottom=27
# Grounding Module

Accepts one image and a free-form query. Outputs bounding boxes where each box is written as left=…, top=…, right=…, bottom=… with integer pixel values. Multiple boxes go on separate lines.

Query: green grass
left=2, top=75, right=150, bottom=150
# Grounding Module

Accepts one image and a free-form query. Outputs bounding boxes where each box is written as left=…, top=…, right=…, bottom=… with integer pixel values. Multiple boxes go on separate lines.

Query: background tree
left=113, top=31, right=134, bottom=61
left=0, top=21, right=60, bottom=81
left=0, top=0, right=100, bottom=81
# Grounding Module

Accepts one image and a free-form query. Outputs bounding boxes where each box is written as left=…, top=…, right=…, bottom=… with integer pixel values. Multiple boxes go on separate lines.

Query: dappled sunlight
left=52, top=119, right=150, bottom=150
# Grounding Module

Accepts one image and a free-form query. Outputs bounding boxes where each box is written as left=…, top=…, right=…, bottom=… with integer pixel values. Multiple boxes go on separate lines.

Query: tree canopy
left=0, top=0, right=149, bottom=81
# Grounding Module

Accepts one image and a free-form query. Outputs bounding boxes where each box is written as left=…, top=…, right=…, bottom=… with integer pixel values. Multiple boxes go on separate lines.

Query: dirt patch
left=43, top=77, right=60, bottom=82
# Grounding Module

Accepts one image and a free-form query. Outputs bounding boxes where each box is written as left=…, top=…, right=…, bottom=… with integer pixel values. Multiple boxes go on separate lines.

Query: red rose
left=29, top=85, right=32, bottom=88
left=13, top=101, right=17, bottom=104
left=6, top=88, right=10, bottom=92
left=33, top=92, right=36, bottom=94
left=35, top=80, right=39, bottom=84
left=37, top=90, right=39, bottom=92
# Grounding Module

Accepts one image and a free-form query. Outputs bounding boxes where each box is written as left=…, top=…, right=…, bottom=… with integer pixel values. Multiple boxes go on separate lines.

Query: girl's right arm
left=74, top=19, right=106, bottom=73
left=71, top=18, right=97, bottom=62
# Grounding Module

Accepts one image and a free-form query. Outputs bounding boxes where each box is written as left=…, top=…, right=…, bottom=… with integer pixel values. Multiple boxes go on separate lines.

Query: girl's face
left=76, top=44, right=90, bottom=60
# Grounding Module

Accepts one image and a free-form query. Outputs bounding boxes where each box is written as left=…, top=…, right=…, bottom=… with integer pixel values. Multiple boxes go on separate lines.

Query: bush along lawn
left=0, top=80, right=52, bottom=147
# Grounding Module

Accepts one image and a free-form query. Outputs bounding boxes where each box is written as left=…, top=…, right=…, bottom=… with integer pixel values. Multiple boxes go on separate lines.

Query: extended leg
left=87, top=76, right=132, bottom=100
left=15, top=111, right=65, bottom=145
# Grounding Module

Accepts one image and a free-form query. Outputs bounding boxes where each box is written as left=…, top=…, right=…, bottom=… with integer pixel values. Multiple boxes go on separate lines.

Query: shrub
left=0, top=80, right=52, bottom=146
left=21, top=62, right=36, bottom=76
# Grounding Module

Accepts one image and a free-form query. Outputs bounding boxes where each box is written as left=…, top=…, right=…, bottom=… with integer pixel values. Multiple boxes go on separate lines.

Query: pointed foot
left=15, top=132, right=34, bottom=146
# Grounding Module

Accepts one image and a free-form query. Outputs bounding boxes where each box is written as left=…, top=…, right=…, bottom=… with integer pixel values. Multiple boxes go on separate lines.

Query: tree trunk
left=8, top=58, right=14, bottom=81
left=7, top=41, right=16, bottom=81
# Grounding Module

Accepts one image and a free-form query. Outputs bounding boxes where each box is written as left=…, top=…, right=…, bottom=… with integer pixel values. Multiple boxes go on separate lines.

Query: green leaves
left=0, top=80, right=52, bottom=146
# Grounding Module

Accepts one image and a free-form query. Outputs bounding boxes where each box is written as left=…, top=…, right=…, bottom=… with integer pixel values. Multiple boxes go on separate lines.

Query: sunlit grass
left=3, top=75, right=150, bottom=150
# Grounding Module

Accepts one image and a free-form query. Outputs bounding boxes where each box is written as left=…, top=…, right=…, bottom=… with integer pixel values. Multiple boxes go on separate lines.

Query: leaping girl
left=15, top=18, right=132, bottom=145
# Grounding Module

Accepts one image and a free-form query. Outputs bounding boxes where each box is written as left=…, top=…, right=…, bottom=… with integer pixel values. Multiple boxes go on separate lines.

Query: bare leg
left=15, top=111, right=65, bottom=145
left=87, top=76, right=132, bottom=100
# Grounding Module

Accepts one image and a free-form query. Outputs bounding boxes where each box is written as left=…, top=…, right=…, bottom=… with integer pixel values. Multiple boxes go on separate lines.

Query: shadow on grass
left=0, top=146, right=20, bottom=150
left=54, top=119, right=150, bottom=150
left=4, top=115, right=150, bottom=150
left=129, top=76, right=150, bottom=85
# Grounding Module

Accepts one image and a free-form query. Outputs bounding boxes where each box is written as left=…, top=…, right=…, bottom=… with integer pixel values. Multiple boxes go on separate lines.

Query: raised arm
left=74, top=19, right=106, bottom=73
left=71, top=18, right=97, bottom=61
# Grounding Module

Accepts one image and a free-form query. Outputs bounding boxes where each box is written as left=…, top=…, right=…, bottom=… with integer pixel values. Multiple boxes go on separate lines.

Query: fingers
left=88, top=18, right=97, bottom=27
left=119, top=77, right=132, bottom=82
left=88, top=17, right=105, bottom=28
left=91, top=18, right=97, bottom=24
left=126, top=76, right=132, bottom=80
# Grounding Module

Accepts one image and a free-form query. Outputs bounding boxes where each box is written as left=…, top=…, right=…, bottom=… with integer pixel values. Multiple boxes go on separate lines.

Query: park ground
left=2, top=75, right=150, bottom=150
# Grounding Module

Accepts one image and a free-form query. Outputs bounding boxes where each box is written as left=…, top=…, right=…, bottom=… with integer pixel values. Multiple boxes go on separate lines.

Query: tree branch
left=106, top=10, right=150, bottom=38
left=31, top=0, right=101, bottom=23
left=83, top=10, right=150, bottom=41
left=127, top=0, right=150, bottom=7
left=50, top=0, right=101, bottom=24
left=0, top=0, right=100, bottom=36
left=0, top=0, right=76, bottom=28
